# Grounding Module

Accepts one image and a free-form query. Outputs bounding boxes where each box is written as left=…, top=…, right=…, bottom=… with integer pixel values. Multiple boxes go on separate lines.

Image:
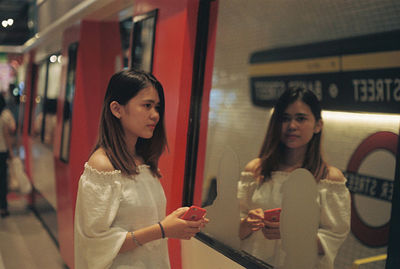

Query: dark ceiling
left=0, top=0, right=33, bottom=46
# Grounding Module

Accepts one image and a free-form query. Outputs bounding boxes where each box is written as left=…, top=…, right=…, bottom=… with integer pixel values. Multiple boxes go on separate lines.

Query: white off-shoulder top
left=74, top=163, right=170, bottom=269
left=237, top=171, right=350, bottom=269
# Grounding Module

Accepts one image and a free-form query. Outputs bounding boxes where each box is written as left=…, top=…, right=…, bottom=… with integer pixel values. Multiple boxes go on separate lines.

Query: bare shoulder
left=87, top=148, right=115, bottom=172
left=326, top=166, right=346, bottom=182
left=244, top=158, right=261, bottom=173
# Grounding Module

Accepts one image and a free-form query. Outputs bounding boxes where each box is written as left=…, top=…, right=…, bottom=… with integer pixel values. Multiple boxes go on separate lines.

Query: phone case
left=181, top=206, right=207, bottom=221
left=264, top=208, right=281, bottom=222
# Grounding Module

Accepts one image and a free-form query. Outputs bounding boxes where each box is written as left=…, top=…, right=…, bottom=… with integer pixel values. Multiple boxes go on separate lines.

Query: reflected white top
left=237, top=171, right=350, bottom=269
left=74, top=163, right=170, bottom=269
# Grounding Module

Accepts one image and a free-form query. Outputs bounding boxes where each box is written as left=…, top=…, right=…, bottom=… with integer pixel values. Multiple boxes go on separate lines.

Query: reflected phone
left=264, top=208, right=281, bottom=222
left=181, top=206, right=207, bottom=221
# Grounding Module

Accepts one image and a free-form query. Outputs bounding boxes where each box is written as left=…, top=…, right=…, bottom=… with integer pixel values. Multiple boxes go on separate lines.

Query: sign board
left=249, top=30, right=400, bottom=113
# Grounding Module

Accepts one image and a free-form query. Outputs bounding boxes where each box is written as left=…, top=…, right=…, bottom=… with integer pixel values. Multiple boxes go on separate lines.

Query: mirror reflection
left=203, top=88, right=352, bottom=268
left=236, top=88, right=350, bottom=268
left=200, top=0, right=399, bottom=268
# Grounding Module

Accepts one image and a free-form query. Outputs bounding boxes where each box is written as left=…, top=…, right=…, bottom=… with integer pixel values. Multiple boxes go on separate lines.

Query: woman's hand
left=239, top=208, right=265, bottom=240
left=244, top=208, right=265, bottom=231
left=160, top=207, right=209, bottom=240
left=262, top=219, right=281, bottom=240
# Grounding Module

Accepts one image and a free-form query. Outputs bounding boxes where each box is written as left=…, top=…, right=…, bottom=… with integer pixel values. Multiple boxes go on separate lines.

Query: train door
left=29, top=52, right=62, bottom=242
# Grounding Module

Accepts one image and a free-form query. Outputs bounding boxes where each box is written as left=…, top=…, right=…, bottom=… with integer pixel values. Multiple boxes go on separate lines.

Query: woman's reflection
left=237, top=87, right=350, bottom=268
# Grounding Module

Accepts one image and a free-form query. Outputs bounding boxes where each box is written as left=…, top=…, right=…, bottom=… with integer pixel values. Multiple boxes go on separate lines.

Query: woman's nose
left=288, top=119, right=297, bottom=129
left=150, top=108, right=159, bottom=121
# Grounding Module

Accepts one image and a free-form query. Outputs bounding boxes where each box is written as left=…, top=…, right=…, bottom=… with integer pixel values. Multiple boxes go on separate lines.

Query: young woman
left=0, top=94, right=14, bottom=218
left=238, top=87, right=350, bottom=268
left=74, top=69, right=208, bottom=269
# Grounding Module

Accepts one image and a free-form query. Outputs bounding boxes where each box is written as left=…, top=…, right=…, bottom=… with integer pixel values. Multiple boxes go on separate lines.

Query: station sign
left=249, top=30, right=400, bottom=113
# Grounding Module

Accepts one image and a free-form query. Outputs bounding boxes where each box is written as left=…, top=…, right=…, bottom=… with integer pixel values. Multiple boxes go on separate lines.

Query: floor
left=0, top=195, right=67, bottom=269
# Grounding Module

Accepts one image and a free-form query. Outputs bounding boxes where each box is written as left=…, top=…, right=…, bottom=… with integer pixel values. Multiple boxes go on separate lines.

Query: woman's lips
left=285, top=134, right=299, bottom=139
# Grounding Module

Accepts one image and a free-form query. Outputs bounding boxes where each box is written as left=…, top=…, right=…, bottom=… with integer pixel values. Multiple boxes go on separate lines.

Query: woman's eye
left=144, top=103, right=152, bottom=109
left=296, top=116, right=306, bottom=122
left=281, top=116, right=291, bottom=122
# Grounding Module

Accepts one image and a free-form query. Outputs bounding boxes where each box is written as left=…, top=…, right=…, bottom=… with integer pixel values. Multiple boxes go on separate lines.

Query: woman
left=238, top=87, right=350, bottom=268
left=0, top=94, right=14, bottom=218
left=74, top=69, right=208, bottom=268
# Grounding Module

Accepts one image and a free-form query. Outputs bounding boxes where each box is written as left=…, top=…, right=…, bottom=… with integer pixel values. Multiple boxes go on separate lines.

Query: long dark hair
left=258, top=87, right=326, bottom=183
left=93, top=69, right=167, bottom=177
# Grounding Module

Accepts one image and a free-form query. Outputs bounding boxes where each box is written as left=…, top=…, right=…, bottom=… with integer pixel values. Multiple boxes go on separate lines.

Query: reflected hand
left=244, top=208, right=265, bottom=231
left=262, top=219, right=281, bottom=240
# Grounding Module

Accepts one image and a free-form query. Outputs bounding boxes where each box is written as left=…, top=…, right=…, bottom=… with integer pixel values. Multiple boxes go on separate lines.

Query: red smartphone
left=181, top=206, right=207, bottom=221
left=264, top=208, right=281, bottom=222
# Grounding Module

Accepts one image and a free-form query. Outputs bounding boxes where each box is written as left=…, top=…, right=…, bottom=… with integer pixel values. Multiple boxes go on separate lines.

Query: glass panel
left=198, top=0, right=400, bottom=268
left=60, top=43, right=78, bottom=163
left=16, top=59, right=28, bottom=137
left=131, top=10, right=157, bottom=72
left=42, top=55, right=61, bottom=147
left=119, top=17, right=133, bottom=69
left=31, top=61, right=47, bottom=139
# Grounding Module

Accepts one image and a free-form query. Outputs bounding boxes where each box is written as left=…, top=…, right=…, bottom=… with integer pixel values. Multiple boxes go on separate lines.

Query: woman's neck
left=124, top=135, right=138, bottom=155
left=123, top=135, right=145, bottom=165
left=280, top=146, right=307, bottom=172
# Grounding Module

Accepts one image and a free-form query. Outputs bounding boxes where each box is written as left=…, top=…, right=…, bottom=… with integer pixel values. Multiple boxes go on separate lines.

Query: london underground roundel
left=346, top=131, right=397, bottom=247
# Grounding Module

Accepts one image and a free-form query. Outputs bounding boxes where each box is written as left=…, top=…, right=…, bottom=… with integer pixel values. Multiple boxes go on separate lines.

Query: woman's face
left=280, top=100, right=321, bottom=150
left=117, top=86, right=160, bottom=141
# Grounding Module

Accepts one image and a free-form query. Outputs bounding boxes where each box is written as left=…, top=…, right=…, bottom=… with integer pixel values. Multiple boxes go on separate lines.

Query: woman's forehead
left=284, top=100, right=312, bottom=114
left=133, top=86, right=160, bottom=102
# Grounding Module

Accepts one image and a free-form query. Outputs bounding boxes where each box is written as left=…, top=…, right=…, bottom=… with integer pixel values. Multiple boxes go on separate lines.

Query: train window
left=119, top=17, right=132, bottom=69
left=130, top=9, right=157, bottom=73
left=15, top=61, right=29, bottom=137
left=27, top=64, right=37, bottom=136
left=188, top=0, right=400, bottom=268
left=31, top=60, right=48, bottom=139
left=31, top=53, right=62, bottom=148
left=60, top=42, right=78, bottom=163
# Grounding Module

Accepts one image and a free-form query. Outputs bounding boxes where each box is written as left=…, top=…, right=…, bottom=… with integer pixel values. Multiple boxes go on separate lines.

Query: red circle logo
left=346, top=131, right=397, bottom=247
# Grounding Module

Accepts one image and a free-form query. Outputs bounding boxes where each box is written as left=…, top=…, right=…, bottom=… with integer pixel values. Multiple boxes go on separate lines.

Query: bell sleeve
left=74, top=169, right=127, bottom=269
left=317, top=179, right=351, bottom=269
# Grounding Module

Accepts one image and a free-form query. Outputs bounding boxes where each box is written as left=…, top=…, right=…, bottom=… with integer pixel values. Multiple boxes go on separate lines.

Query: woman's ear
left=314, top=119, right=323, bottom=134
left=110, top=101, right=122, bottom=119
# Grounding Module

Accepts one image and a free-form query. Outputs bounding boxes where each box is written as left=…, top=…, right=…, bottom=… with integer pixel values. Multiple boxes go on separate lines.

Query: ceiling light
left=50, top=55, right=57, bottom=63
left=1, top=19, right=14, bottom=28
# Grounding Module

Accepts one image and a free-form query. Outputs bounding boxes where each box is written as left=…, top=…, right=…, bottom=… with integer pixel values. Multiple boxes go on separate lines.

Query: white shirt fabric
left=237, top=171, right=350, bottom=269
left=74, top=163, right=170, bottom=269
left=0, top=109, right=16, bottom=152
